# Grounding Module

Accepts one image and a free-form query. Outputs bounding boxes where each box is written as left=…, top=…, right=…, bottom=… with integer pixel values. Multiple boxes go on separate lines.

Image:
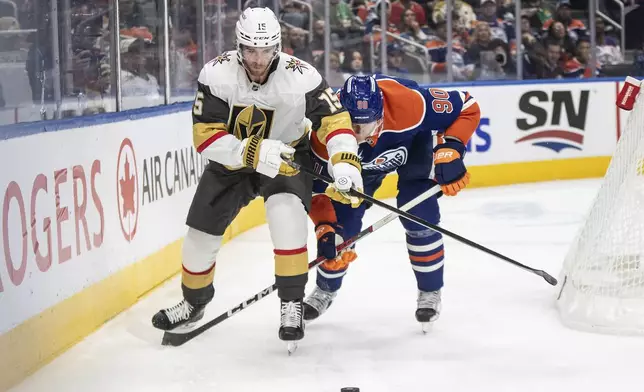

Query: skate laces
left=164, top=300, right=194, bottom=324
left=417, top=290, right=441, bottom=309
left=281, top=301, right=302, bottom=328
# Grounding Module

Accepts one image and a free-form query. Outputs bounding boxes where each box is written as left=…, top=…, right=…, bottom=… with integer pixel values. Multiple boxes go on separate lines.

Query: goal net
left=557, top=77, right=644, bottom=335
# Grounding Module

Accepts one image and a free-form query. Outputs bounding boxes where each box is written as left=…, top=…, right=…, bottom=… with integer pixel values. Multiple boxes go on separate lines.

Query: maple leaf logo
left=117, top=138, right=139, bottom=242
left=120, top=158, right=136, bottom=218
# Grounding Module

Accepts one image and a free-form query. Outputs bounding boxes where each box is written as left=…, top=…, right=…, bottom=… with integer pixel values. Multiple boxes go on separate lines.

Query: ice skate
left=415, top=289, right=441, bottom=333
left=279, top=299, right=305, bottom=354
left=152, top=299, right=205, bottom=331
left=303, top=286, right=337, bottom=321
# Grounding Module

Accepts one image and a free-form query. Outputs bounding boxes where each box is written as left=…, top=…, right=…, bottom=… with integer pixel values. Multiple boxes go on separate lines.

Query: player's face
left=352, top=119, right=383, bottom=143
left=241, top=45, right=276, bottom=78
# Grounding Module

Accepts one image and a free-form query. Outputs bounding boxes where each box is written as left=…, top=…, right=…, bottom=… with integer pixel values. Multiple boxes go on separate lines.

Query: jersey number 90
left=429, top=88, right=453, bottom=114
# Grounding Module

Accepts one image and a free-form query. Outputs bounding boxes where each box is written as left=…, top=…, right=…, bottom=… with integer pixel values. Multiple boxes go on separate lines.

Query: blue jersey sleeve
left=417, top=87, right=481, bottom=143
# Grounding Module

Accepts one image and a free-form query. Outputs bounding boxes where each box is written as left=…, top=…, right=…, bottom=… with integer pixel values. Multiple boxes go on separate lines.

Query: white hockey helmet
left=235, top=7, right=281, bottom=63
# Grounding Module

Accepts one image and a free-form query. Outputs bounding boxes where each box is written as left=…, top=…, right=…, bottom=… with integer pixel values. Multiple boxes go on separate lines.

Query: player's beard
left=242, top=52, right=276, bottom=84
left=245, top=60, right=271, bottom=81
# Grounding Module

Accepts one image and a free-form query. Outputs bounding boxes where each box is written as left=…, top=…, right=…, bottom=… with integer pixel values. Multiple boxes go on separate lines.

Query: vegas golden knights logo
left=231, top=105, right=275, bottom=139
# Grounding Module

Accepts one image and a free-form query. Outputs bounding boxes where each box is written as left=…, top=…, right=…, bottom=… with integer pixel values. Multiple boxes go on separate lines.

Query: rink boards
left=0, top=78, right=633, bottom=389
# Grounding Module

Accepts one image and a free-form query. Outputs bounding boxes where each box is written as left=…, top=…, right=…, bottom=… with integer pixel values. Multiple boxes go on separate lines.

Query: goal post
left=556, top=77, right=644, bottom=334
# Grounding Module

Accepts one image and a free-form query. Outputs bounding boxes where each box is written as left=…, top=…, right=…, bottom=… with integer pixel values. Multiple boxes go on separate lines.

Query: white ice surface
left=12, top=179, right=644, bottom=392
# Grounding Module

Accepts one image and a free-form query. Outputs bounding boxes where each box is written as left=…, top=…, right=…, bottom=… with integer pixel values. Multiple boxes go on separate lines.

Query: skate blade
left=287, top=342, right=298, bottom=355
left=420, top=322, right=434, bottom=334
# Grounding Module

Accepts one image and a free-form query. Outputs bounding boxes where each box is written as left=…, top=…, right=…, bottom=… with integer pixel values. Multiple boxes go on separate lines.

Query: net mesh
left=557, top=79, right=644, bottom=334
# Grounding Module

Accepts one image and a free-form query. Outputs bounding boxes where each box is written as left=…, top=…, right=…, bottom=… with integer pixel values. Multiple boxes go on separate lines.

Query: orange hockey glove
left=315, top=223, right=357, bottom=271
left=434, top=140, right=470, bottom=196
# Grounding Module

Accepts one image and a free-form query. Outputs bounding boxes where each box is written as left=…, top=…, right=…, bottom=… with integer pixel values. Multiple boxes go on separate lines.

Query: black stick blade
left=541, top=272, right=558, bottom=286
left=162, top=331, right=195, bottom=347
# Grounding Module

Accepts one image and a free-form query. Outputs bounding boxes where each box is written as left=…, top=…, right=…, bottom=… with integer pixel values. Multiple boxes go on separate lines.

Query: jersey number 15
left=318, top=87, right=343, bottom=113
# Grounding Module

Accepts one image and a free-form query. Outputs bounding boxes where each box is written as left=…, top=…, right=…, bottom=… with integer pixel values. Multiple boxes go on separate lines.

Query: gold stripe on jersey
left=193, top=122, right=228, bottom=151
left=182, top=265, right=215, bottom=290
left=275, top=252, right=309, bottom=277
left=315, top=112, right=352, bottom=145
left=330, top=152, right=361, bottom=171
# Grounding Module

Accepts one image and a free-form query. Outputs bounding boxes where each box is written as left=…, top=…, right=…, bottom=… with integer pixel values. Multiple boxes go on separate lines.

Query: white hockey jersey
left=191, top=51, right=356, bottom=168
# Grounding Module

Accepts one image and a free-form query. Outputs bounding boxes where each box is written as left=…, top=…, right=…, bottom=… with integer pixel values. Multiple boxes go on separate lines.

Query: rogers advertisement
left=0, top=111, right=204, bottom=334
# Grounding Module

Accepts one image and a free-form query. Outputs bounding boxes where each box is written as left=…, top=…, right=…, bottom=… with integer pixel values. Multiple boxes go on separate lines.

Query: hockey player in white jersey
left=151, top=7, right=362, bottom=352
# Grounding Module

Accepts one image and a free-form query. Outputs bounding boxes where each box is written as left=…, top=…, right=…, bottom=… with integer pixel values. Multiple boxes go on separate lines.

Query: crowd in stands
left=274, top=0, right=644, bottom=81
left=0, top=0, right=642, bottom=124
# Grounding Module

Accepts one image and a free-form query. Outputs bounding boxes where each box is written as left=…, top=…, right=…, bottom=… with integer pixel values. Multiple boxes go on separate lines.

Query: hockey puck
left=340, top=388, right=360, bottom=392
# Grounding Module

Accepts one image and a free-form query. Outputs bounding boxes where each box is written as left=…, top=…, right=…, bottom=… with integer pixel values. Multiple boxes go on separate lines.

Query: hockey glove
left=316, top=223, right=357, bottom=271
left=316, top=223, right=344, bottom=260
left=238, top=135, right=299, bottom=178
left=326, top=153, right=364, bottom=208
left=434, top=139, right=470, bottom=196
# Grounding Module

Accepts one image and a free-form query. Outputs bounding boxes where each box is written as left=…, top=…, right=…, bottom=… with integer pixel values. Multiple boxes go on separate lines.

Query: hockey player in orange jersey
left=306, top=74, right=480, bottom=330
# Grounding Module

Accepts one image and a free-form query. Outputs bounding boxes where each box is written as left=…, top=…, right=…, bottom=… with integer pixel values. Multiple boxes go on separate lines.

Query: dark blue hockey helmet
left=339, top=75, right=384, bottom=124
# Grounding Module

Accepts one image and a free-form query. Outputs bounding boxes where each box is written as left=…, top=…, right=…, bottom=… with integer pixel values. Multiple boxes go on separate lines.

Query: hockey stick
left=286, top=160, right=558, bottom=287
left=161, top=184, right=442, bottom=346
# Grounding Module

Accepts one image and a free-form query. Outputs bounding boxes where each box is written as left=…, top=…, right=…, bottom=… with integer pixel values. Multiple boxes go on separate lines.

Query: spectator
left=289, top=27, right=314, bottom=64
left=325, top=50, right=347, bottom=87
left=280, top=1, right=309, bottom=30
left=314, top=0, right=353, bottom=35
left=465, top=21, right=510, bottom=79
left=120, top=0, right=147, bottom=29
left=384, top=42, right=410, bottom=76
left=419, top=0, right=437, bottom=29
left=494, top=0, right=515, bottom=20
left=364, top=0, right=391, bottom=33
left=355, top=0, right=371, bottom=23
left=170, top=28, right=198, bottom=90
left=542, top=20, right=575, bottom=62
left=541, top=0, right=586, bottom=43
left=115, top=37, right=161, bottom=107
left=473, top=0, right=514, bottom=44
left=625, top=0, right=644, bottom=50
left=341, top=49, right=365, bottom=77
left=594, top=16, right=623, bottom=66
left=520, top=0, right=552, bottom=30
left=534, top=40, right=564, bottom=79
left=432, top=0, right=476, bottom=30
left=281, top=24, right=293, bottom=55
left=519, top=14, right=538, bottom=43
left=520, top=14, right=545, bottom=79
left=398, top=8, right=429, bottom=43
left=364, top=0, right=401, bottom=49
left=311, top=20, right=326, bottom=51
left=390, top=0, right=426, bottom=27
left=563, top=38, right=600, bottom=78
left=425, top=17, right=473, bottom=80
